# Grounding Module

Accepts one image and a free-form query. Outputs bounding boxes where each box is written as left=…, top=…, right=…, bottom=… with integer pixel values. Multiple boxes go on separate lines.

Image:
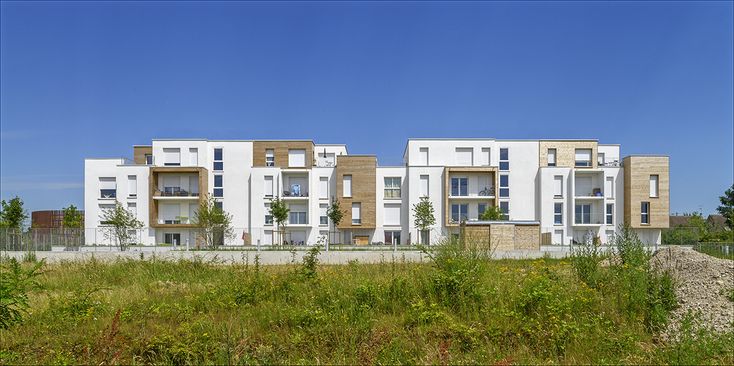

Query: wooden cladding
left=335, top=156, right=377, bottom=229
left=623, top=156, right=669, bottom=229
left=539, top=140, right=598, bottom=168
left=148, top=167, right=209, bottom=228
left=133, top=146, right=152, bottom=164
left=253, top=141, right=314, bottom=168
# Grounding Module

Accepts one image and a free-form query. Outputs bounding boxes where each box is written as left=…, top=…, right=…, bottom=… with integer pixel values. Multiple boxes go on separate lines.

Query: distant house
left=31, top=210, right=85, bottom=229
left=706, top=214, right=729, bottom=230
left=669, top=215, right=691, bottom=228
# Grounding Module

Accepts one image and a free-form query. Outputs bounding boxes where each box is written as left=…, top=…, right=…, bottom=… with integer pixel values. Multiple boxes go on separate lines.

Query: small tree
left=479, top=205, right=504, bottom=221
left=269, top=197, right=289, bottom=246
left=718, top=184, right=734, bottom=231
left=192, top=196, right=235, bottom=248
left=100, top=201, right=143, bottom=251
left=61, top=204, right=83, bottom=229
left=413, top=197, right=436, bottom=245
left=0, top=197, right=28, bottom=229
left=327, top=197, right=344, bottom=244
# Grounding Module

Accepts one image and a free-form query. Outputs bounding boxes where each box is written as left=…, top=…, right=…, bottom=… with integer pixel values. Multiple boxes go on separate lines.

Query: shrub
left=421, top=236, right=488, bottom=308
left=300, top=245, right=322, bottom=280
left=0, top=257, right=43, bottom=329
left=571, top=241, right=605, bottom=289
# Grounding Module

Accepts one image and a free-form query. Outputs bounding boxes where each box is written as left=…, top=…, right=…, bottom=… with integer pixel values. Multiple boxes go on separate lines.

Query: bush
left=421, top=236, right=489, bottom=308
left=0, top=257, right=43, bottom=329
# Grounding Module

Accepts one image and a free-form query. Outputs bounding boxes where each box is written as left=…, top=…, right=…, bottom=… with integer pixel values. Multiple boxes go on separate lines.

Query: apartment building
left=84, top=138, right=669, bottom=246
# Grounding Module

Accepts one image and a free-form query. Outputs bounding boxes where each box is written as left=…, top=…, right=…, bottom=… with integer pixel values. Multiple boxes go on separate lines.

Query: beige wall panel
left=253, top=141, right=314, bottom=168
left=539, top=141, right=598, bottom=168
left=623, top=156, right=669, bottom=229
left=336, top=156, right=377, bottom=229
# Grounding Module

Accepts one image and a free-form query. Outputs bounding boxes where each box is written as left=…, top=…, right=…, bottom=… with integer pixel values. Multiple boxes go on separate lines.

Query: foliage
left=192, top=196, right=235, bottom=248
left=269, top=197, right=289, bottom=245
left=326, top=197, right=344, bottom=227
left=100, top=201, right=143, bottom=251
left=0, top=197, right=28, bottom=229
left=300, top=245, right=322, bottom=280
left=478, top=205, right=504, bottom=221
left=718, top=184, right=734, bottom=230
left=570, top=239, right=605, bottom=289
left=413, top=197, right=436, bottom=244
left=0, top=257, right=43, bottom=329
left=61, top=204, right=84, bottom=229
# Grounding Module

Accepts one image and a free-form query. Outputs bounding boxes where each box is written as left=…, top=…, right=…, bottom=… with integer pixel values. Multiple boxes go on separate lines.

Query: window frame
left=265, top=149, right=275, bottom=167
left=384, top=177, right=401, bottom=199
left=499, top=174, right=509, bottom=198
left=606, top=203, right=614, bottom=225
left=343, top=175, right=352, bottom=197
left=547, top=148, right=557, bottom=167
left=499, top=148, right=509, bottom=171
left=554, top=202, right=563, bottom=225
left=641, top=202, right=650, bottom=224
left=213, top=148, right=223, bottom=171
left=451, top=177, right=468, bottom=196
left=213, top=174, right=223, bottom=198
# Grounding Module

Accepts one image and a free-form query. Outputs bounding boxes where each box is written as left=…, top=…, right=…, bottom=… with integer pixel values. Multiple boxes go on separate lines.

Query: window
left=163, top=148, right=181, bottom=166
left=478, top=203, right=487, bottom=216
left=145, top=154, right=153, bottom=165
left=499, top=201, right=509, bottom=220
left=384, top=231, right=401, bottom=245
left=352, top=203, right=361, bottom=224
left=455, top=147, right=473, bottom=166
left=575, top=204, right=592, bottom=224
left=481, top=147, right=491, bottom=166
left=384, top=204, right=401, bottom=226
left=547, top=148, right=557, bottom=166
left=289, top=204, right=307, bottom=224
left=451, top=204, right=469, bottom=222
left=319, top=177, right=329, bottom=199
left=265, top=149, right=275, bottom=167
left=213, top=148, right=223, bottom=171
left=264, top=176, right=273, bottom=197
left=499, top=148, right=509, bottom=171
left=164, top=233, right=181, bottom=246
left=451, top=177, right=468, bottom=196
left=574, top=149, right=592, bottom=167
left=100, top=177, right=116, bottom=199
left=288, top=149, right=306, bottom=167
left=499, top=174, right=509, bottom=198
left=264, top=203, right=273, bottom=225
left=189, top=148, right=198, bottom=165
left=641, top=202, right=650, bottom=224
left=214, top=174, right=223, bottom=198
left=649, top=175, right=659, bottom=197
left=343, top=175, right=352, bottom=197
left=553, top=175, right=563, bottom=198
left=554, top=203, right=563, bottom=225
left=384, top=177, right=401, bottom=198
left=419, top=147, right=429, bottom=166
left=127, top=175, right=137, bottom=197
left=127, top=202, right=137, bottom=216
left=214, top=201, right=223, bottom=210
left=606, top=203, right=614, bottom=225
left=605, top=177, right=614, bottom=199
left=597, top=152, right=605, bottom=166
left=319, top=204, right=328, bottom=226
left=420, top=175, right=429, bottom=197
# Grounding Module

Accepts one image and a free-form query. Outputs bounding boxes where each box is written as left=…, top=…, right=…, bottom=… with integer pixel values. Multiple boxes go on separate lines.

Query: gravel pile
left=651, top=246, right=734, bottom=340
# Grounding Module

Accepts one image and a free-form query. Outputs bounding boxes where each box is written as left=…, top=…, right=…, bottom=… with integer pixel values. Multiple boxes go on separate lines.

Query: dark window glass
left=214, top=148, right=223, bottom=161
left=214, top=175, right=223, bottom=187
left=214, top=188, right=223, bottom=198
left=500, top=148, right=508, bottom=161
left=213, top=161, right=223, bottom=171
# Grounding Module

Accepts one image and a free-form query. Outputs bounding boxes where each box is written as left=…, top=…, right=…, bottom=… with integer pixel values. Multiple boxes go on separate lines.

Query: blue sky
left=1, top=1, right=732, bottom=215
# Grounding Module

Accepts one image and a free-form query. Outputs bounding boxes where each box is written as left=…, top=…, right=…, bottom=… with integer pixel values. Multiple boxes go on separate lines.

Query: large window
left=547, top=148, right=557, bottom=166
left=214, top=174, right=223, bottom=198
left=343, top=175, right=352, bottom=197
left=288, top=149, right=306, bottom=167
left=553, top=175, right=563, bottom=198
left=100, top=177, right=116, bottom=199
left=499, top=148, right=509, bottom=170
left=451, top=204, right=469, bottom=222
left=127, top=175, right=137, bottom=198
left=384, top=231, right=401, bottom=245
left=265, top=149, right=275, bottom=167
left=575, top=204, right=592, bottom=224
left=289, top=204, right=307, bottom=224
left=605, top=176, right=614, bottom=199
left=649, top=175, right=659, bottom=197
left=499, top=174, right=509, bottom=198
left=641, top=202, right=650, bottom=224
left=606, top=203, right=614, bottom=225
left=455, top=147, right=473, bottom=166
left=420, top=175, right=429, bottom=197
left=319, top=204, right=328, bottom=226
left=554, top=203, right=563, bottom=225
left=500, top=201, right=509, bottom=220
left=213, top=148, right=223, bottom=171
left=352, top=203, right=361, bottom=224
left=451, top=177, right=468, bottom=196
left=384, top=177, right=401, bottom=198
left=574, top=149, right=592, bottom=167
left=163, top=148, right=180, bottom=166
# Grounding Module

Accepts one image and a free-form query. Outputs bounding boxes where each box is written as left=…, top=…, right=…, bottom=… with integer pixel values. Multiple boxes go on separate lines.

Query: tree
left=269, top=197, right=289, bottom=246
left=61, top=204, right=83, bottom=229
left=327, top=197, right=344, bottom=244
left=413, top=197, right=436, bottom=245
left=718, top=184, right=734, bottom=230
left=100, top=201, right=143, bottom=251
left=192, top=196, right=235, bottom=248
left=0, top=197, right=28, bottom=230
left=479, top=205, right=504, bottom=221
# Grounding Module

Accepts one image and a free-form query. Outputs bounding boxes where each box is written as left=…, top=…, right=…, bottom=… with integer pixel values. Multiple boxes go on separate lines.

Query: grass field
left=1, top=239, right=733, bottom=365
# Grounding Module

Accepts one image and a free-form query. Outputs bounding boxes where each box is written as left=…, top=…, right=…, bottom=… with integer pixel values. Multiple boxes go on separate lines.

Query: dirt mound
left=652, top=246, right=734, bottom=339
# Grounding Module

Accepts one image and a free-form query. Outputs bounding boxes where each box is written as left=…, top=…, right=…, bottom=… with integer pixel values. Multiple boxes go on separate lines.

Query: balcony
left=448, top=186, right=496, bottom=199
left=573, top=213, right=606, bottom=226
left=154, top=187, right=201, bottom=199
left=157, top=217, right=192, bottom=225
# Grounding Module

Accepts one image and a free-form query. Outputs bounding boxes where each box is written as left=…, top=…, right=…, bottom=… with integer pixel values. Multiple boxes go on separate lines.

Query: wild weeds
left=0, top=257, right=43, bottom=329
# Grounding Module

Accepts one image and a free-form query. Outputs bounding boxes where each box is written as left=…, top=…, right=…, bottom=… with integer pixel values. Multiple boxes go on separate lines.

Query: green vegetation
left=479, top=205, right=504, bottom=221
left=61, top=204, right=84, bottom=229
left=693, top=243, right=734, bottom=260
left=413, top=197, right=436, bottom=245
left=718, top=183, right=734, bottom=230
left=192, top=195, right=235, bottom=248
left=0, top=196, right=28, bottom=229
left=99, top=201, right=144, bottom=251
left=1, top=235, right=732, bottom=364
left=268, top=197, right=289, bottom=246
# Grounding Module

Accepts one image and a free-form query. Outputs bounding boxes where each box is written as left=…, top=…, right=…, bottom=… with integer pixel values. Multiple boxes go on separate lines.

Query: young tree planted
left=0, top=197, right=28, bottom=230
left=192, top=195, right=235, bottom=248
left=100, top=201, right=143, bottom=251
left=413, top=197, right=436, bottom=245
left=327, top=197, right=344, bottom=244
left=269, top=197, right=290, bottom=246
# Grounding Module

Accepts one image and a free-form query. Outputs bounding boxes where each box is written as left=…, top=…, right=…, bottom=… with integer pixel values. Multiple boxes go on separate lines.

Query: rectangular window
left=597, top=152, right=605, bottom=166
left=499, top=148, right=509, bottom=170
left=213, top=148, right=223, bottom=171
left=553, top=175, right=563, bottom=198
left=127, top=202, right=137, bottom=216
left=481, top=147, right=491, bottom=166
left=145, top=154, right=153, bottom=165
left=384, top=203, right=401, bottom=226
left=500, top=201, right=509, bottom=220
left=214, top=174, right=223, bottom=198
left=605, top=177, right=614, bottom=199
left=451, top=177, right=468, bottom=196
left=163, top=148, right=181, bottom=166
left=100, top=177, right=116, bottom=199
left=554, top=202, right=563, bottom=225
left=319, top=204, right=328, bottom=226
left=384, top=231, right=401, bottom=245
left=164, top=233, right=181, bottom=246
left=189, top=148, right=198, bottom=166
left=455, top=147, right=473, bottom=166
left=420, top=175, right=429, bottom=197
left=319, top=177, right=328, bottom=199
left=264, top=203, right=273, bottom=225
left=343, top=175, right=352, bottom=197
left=289, top=204, right=307, bottom=225
left=127, top=175, right=137, bottom=197
left=547, top=148, right=557, bottom=166
left=499, top=174, right=509, bottom=198
left=606, top=203, right=614, bottom=225
left=419, top=147, right=429, bottom=166
left=451, top=204, right=469, bottom=222
left=574, top=149, right=592, bottom=167
left=650, top=175, right=659, bottom=197
left=264, top=176, right=273, bottom=197
left=575, top=204, right=592, bottom=224
left=352, top=203, right=361, bottom=224
left=384, top=177, right=401, bottom=198
left=288, top=149, right=306, bottom=167
left=478, top=203, right=487, bottom=216
left=641, top=202, right=650, bottom=224
left=265, top=149, right=275, bottom=167
left=214, top=201, right=223, bottom=210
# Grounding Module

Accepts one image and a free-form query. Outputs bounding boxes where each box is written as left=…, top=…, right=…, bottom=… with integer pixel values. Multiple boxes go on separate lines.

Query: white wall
left=376, top=167, right=408, bottom=244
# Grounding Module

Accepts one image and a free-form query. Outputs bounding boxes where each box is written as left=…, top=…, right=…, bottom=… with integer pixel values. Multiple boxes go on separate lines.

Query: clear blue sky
left=1, top=1, right=732, bottom=215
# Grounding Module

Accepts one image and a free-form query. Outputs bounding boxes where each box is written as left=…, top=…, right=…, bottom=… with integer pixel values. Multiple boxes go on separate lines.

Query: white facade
left=84, top=138, right=663, bottom=246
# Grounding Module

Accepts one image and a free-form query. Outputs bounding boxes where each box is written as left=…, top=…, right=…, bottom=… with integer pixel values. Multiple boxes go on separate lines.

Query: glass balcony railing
left=157, top=187, right=200, bottom=197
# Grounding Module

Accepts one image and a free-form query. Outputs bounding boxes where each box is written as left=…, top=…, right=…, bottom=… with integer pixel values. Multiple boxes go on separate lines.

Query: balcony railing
left=574, top=188, right=604, bottom=198
left=575, top=160, right=592, bottom=167
left=157, top=187, right=200, bottom=197
left=283, top=190, right=309, bottom=198
left=158, top=217, right=192, bottom=225
left=573, top=213, right=605, bottom=225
